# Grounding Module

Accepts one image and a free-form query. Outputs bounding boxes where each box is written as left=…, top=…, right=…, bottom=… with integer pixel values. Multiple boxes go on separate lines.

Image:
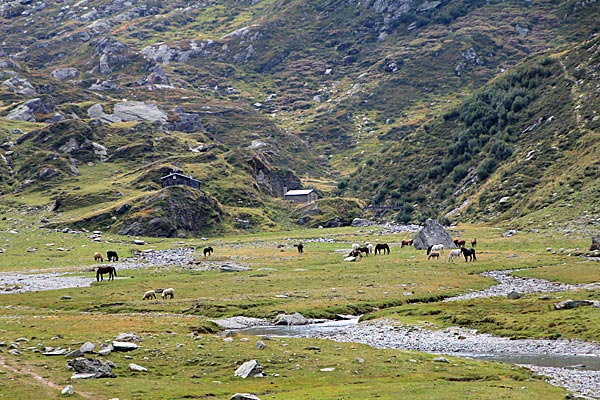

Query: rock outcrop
left=412, top=219, right=456, bottom=250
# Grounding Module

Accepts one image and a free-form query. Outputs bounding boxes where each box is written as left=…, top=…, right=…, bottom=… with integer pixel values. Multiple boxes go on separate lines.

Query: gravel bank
left=310, top=320, right=600, bottom=399
left=446, top=268, right=600, bottom=302
left=0, top=248, right=196, bottom=294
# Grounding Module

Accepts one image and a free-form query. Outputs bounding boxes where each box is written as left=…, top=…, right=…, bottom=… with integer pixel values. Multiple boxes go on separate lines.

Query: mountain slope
left=0, top=0, right=599, bottom=234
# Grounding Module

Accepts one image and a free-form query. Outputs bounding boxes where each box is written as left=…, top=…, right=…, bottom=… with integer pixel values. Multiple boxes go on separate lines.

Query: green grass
left=0, top=223, right=597, bottom=398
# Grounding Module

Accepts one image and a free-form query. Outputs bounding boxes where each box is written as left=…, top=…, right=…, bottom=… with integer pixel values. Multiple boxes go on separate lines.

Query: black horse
left=203, top=247, right=214, bottom=257
left=96, top=266, right=117, bottom=282
left=358, top=246, right=370, bottom=256
left=374, top=243, right=390, bottom=255
left=460, top=247, right=476, bottom=262
left=106, top=250, right=118, bottom=262
left=294, top=243, right=304, bottom=254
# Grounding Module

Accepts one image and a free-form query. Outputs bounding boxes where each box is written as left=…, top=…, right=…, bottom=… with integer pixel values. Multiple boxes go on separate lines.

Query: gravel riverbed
left=0, top=248, right=197, bottom=294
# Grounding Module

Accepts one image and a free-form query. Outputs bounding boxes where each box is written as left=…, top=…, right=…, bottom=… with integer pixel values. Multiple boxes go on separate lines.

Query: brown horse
left=93, top=252, right=103, bottom=262
left=96, top=266, right=117, bottom=282
left=401, top=239, right=413, bottom=248
left=453, top=239, right=466, bottom=247
left=471, top=238, right=477, bottom=247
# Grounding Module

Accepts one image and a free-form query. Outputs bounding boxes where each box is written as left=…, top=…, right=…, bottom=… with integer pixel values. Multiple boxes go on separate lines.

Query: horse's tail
left=113, top=267, right=117, bottom=276
left=472, top=250, right=476, bottom=261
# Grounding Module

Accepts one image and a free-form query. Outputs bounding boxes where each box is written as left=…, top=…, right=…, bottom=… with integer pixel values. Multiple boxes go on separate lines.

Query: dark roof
left=160, top=172, right=201, bottom=183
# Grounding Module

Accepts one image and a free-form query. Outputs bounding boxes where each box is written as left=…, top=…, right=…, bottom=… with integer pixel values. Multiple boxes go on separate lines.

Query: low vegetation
left=0, top=215, right=597, bottom=399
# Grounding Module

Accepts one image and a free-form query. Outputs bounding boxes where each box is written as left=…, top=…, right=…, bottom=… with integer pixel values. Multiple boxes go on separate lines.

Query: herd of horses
left=342, top=238, right=476, bottom=262
left=426, top=239, right=477, bottom=262
left=92, top=237, right=477, bottom=295
left=93, top=246, right=216, bottom=284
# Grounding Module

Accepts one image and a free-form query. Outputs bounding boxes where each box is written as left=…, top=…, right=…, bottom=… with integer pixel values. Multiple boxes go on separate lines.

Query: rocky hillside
left=0, top=0, right=599, bottom=235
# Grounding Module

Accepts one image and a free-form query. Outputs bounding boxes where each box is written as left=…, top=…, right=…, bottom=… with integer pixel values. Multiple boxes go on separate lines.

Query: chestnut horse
left=453, top=239, right=466, bottom=247
left=401, top=239, right=413, bottom=248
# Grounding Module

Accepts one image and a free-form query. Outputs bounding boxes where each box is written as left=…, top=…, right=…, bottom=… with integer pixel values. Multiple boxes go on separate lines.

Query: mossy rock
left=115, top=186, right=224, bottom=237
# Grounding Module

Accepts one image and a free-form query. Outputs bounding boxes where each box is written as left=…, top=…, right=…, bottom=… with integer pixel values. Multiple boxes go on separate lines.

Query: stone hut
left=283, top=188, right=318, bottom=203
left=160, top=171, right=201, bottom=189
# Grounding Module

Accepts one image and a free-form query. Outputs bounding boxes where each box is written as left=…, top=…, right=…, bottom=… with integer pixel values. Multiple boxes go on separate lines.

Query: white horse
left=447, top=249, right=462, bottom=262
left=352, top=243, right=360, bottom=252
left=366, top=243, right=373, bottom=255
left=429, top=244, right=444, bottom=255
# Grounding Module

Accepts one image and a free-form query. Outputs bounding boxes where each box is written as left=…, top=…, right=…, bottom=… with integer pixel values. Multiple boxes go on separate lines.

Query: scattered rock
left=230, top=394, right=261, bottom=400
left=129, top=363, right=148, bottom=372
left=65, top=349, right=85, bottom=358
left=115, top=333, right=141, bottom=342
left=80, top=342, right=96, bottom=353
left=111, top=341, right=138, bottom=352
left=219, top=264, right=252, bottom=273
left=274, top=312, right=308, bottom=326
left=234, top=360, right=264, bottom=378
left=507, top=291, right=522, bottom=300
left=256, top=341, right=266, bottom=350
left=61, top=385, right=74, bottom=395
left=67, top=357, right=116, bottom=379
left=51, top=68, right=79, bottom=81
left=553, top=299, right=598, bottom=310
left=43, top=348, right=69, bottom=356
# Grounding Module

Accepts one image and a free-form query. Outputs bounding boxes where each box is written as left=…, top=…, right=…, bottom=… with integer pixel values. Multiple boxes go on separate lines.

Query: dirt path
left=0, top=356, right=97, bottom=399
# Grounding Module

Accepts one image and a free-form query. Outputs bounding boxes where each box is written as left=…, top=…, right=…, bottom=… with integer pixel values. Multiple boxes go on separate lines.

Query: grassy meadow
left=0, top=217, right=598, bottom=399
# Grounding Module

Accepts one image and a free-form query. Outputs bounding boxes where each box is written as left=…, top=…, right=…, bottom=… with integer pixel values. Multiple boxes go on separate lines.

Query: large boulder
left=274, top=312, right=308, bottom=326
left=412, top=219, right=456, bottom=250
left=6, top=97, right=55, bottom=121
left=234, top=360, right=264, bottom=378
left=67, top=357, right=116, bottom=379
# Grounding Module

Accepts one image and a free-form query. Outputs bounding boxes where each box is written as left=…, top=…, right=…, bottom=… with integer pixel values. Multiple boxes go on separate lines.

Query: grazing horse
left=106, top=251, right=118, bottom=262
left=461, top=247, right=477, bottom=262
left=427, top=252, right=440, bottom=260
left=471, top=238, right=477, bottom=247
left=96, top=266, right=117, bottom=282
left=203, top=247, right=213, bottom=257
left=427, top=244, right=444, bottom=255
left=453, top=239, right=466, bottom=247
left=348, top=249, right=362, bottom=259
left=401, top=239, right=413, bottom=248
left=294, top=243, right=304, bottom=254
left=93, top=252, right=103, bottom=262
left=366, top=243, right=374, bottom=255
left=374, top=243, right=390, bottom=255
left=447, top=249, right=462, bottom=262
left=358, top=246, right=370, bottom=256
